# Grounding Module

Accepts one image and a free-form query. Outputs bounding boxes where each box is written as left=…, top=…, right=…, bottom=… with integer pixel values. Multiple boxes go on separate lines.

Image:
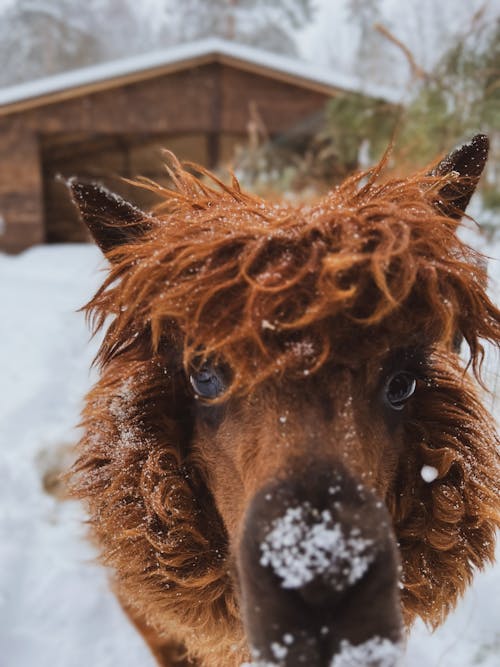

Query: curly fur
left=70, top=141, right=500, bottom=666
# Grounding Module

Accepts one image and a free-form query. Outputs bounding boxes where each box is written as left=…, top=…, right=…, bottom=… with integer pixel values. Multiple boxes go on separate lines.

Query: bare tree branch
left=374, top=23, right=427, bottom=81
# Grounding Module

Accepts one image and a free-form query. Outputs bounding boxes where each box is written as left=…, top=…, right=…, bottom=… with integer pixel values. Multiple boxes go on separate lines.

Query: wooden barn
left=0, top=38, right=398, bottom=253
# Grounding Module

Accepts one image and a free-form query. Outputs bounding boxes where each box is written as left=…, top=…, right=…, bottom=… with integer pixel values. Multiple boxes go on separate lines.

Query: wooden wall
left=0, top=63, right=330, bottom=253
left=41, top=131, right=212, bottom=242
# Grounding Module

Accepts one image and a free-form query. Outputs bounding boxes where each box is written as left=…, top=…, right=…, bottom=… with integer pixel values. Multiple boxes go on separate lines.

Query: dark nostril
left=259, top=503, right=376, bottom=604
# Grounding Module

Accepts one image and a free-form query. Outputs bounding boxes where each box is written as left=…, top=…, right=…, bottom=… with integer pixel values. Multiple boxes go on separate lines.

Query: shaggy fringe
left=71, top=154, right=500, bottom=663
left=88, top=155, right=499, bottom=395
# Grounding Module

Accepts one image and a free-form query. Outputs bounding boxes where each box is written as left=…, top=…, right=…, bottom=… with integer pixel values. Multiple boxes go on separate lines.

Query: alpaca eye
left=384, top=371, right=417, bottom=410
left=190, top=365, right=225, bottom=399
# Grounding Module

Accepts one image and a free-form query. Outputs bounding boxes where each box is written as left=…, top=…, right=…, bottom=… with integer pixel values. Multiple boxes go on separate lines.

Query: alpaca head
left=70, top=135, right=500, bottom=667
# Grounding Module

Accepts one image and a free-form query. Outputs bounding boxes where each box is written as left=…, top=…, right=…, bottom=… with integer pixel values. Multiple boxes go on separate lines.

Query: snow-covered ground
left=1, top=241, right=499, bottom=667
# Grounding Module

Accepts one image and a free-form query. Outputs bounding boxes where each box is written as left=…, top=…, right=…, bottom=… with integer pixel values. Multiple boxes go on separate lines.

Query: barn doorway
left=40, top=131, right=212, bottom=243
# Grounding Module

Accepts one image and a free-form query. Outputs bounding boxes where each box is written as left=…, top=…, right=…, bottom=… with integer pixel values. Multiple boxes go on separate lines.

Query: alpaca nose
left=237, top=462, right=403, bottom=667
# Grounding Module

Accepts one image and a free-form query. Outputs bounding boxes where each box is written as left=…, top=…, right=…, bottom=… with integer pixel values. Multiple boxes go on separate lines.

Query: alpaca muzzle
left=237, top=463, right=403, bottom=667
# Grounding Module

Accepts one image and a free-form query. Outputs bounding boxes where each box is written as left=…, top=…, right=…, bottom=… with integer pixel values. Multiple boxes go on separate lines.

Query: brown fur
left=70, top=140, right=500, bottom=666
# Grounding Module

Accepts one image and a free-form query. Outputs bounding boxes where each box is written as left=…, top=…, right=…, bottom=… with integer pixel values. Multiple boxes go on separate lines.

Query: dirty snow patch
left=260, top=505, right=373, bottom=590
left=330, top=637, right=403, bottom=667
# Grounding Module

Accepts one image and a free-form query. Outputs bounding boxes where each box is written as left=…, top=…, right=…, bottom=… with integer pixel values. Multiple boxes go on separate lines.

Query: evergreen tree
left=347, top=0, right=391, bottom=85
left=0, top=0, right=315, bottom=87
left=0, top=0, right=160, bottom=86
left=169, top=0, right=315, bottom=55
left=397, top=14, right=500, bottom=166
left=0, top=0, right=103, bottom=86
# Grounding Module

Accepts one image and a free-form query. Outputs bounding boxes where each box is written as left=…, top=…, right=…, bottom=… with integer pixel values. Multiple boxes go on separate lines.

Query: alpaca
left=69, top=134, right=500, bottom=667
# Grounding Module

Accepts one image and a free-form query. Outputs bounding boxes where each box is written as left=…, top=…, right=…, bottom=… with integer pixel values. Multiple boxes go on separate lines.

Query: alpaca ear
left=432, top=134, right=489, bottom=219
left=67, top=178, right=152, bottom=254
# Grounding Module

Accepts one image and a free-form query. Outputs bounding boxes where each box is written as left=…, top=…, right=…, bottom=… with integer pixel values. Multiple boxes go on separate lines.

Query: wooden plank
left=0, top=130, right=44, bottom=252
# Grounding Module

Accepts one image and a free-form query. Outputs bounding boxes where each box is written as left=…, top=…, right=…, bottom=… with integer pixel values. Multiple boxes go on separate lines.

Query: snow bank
left=0, top=245, right=155, bottom=667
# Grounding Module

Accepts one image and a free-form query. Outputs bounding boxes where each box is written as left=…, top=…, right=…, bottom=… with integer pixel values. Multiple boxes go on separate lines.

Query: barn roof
left=0, top=38, right=401, bottom=116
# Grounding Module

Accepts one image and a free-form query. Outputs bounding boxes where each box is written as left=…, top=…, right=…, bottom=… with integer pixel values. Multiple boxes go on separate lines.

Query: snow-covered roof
left=0, top=38, right=401, bottom=116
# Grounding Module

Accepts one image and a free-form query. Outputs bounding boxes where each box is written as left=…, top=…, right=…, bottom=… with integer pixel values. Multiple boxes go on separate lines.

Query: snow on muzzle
left=237, top=462, right=403, bottom=667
